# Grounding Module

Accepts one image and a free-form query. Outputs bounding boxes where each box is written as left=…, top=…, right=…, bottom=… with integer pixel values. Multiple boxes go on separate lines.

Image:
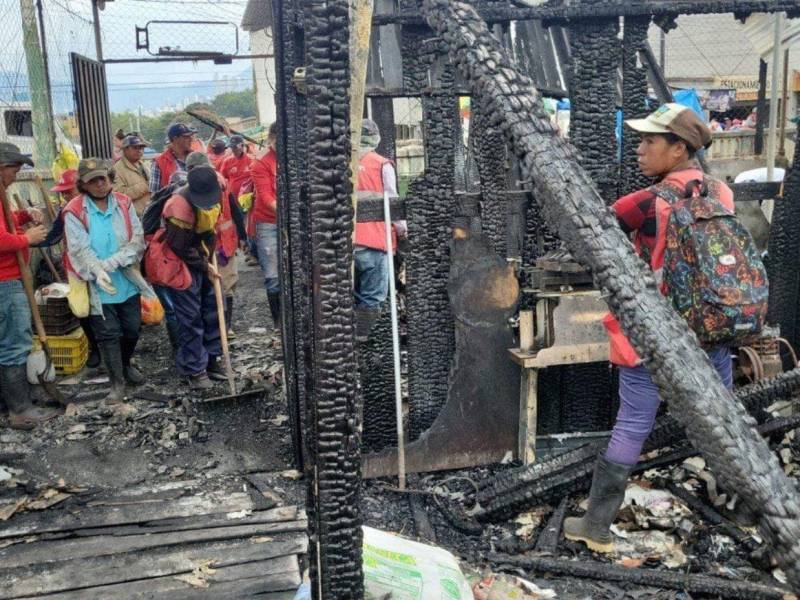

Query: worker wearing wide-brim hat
left=564, top=103, right=733, bottom=553
left=0, top=143, right=59, bottom=429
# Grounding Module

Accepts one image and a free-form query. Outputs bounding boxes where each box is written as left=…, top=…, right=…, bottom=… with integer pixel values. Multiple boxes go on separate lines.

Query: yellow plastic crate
left=33, top=327, right=89, bottom=376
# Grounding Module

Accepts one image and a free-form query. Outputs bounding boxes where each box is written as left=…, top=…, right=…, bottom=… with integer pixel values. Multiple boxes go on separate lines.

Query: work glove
left=95, top=270, right=117, bottom=295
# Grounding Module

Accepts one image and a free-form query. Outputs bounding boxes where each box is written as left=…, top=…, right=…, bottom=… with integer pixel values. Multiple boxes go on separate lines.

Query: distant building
left=241, top=0, right=276, bottom=127
left=649, top=14, right=800, bottom=120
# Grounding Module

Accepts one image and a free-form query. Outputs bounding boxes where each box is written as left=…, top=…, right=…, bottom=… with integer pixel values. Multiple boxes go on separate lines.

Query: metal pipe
left=383, top=189, right=405, bottom=490
left=91, top=0, right=103, bottom=62
left=767, top=13, right=783, bottom=186
left=779, top=47, right=790, bottom=159
left=102, top=54, right=273, bottom=64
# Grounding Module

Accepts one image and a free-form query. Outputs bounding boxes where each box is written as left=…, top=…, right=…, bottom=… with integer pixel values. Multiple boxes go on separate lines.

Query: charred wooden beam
left=730, top=181, right=783, bottom=203
left=489, top=554, right=790, bottom=600
left=354, top=197, right=407, bottom=222
left=534, top=497, right=569, bottom=554
left=375, top=0, right=800, bottom=26
left=660, top=479, right=760, bottom=552
left=422, top=2, right=800, bottom=587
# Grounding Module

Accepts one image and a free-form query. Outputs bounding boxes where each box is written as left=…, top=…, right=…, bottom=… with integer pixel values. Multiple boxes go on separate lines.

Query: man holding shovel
left=0, top=143, right=59, bottom=429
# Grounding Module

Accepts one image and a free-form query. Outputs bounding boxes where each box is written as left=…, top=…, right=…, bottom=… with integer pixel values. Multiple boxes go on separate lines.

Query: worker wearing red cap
left=50, top=169, right=79, bottom=205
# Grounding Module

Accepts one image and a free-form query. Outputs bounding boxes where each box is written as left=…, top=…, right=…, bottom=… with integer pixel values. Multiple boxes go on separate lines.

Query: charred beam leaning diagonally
left=305, top=0, right=363, bottom=597
left=421, top=0, right=800, bottom=590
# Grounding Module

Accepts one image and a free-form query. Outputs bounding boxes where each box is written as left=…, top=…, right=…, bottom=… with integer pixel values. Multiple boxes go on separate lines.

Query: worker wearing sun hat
left=564, top=103, right=733, bottom=554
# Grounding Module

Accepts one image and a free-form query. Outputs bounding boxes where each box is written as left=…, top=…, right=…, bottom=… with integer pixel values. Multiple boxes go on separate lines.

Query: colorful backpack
left=652, top=177, right=768, bottom=347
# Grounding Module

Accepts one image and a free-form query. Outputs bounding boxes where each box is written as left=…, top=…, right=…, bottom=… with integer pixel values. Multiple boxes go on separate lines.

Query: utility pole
left=19, top=0, right=56, bottom=169
left=767, top=13, right=783, bottom=186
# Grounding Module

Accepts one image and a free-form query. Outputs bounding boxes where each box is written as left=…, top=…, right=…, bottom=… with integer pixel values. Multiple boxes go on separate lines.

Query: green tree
left=210, top=90, right=256, bottom=119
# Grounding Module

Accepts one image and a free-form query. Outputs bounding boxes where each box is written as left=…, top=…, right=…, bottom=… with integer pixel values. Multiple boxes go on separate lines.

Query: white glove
left=95, top=270, right=117, bottom=295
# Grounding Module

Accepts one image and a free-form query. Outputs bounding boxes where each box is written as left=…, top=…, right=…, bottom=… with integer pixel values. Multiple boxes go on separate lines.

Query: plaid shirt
left=612, top=188, right=659, bottom=259
left=149, top=154, right=187, bottom=194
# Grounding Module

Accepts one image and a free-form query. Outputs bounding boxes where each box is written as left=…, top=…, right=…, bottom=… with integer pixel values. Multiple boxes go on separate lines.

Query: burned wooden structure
left=270, top=0, right=800, bottom=597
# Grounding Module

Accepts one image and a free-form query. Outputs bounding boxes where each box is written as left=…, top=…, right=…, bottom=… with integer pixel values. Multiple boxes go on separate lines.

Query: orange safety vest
left=61, top=192, right=133, bottom=277
left=605, top=168, right=735, bottom=366
left=154, top=150, right=180, bottom=189
left=216, top=189, right=238, bottom=258
left=354, top=151, right=396, bottom=253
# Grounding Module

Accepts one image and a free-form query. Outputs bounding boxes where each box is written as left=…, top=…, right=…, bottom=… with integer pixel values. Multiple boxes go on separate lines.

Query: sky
left=0, top=0, right=255, bottom=114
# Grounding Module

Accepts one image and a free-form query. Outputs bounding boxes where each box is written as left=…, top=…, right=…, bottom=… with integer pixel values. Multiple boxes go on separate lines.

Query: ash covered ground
left=1, top=258, right=798, bottom=599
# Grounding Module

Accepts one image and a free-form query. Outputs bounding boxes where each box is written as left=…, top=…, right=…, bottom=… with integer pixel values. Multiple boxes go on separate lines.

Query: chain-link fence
left=3, top=0, right=269, bottom=162
left=648, top=12, right=796, bottom=176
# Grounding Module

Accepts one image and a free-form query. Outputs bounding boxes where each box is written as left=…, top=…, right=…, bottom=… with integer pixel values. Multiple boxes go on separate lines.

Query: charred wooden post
left=271, top=0, right=313, bottom=471
left=406, top=94, right=457, bottom=440
left=767, top=120, right=800, bottom=352
left=489, top=554, right=789, bottom=600
left=304, top=0, right=362, bottom=596
left=422, top=1, right=800, bottom=587
left=620, top=16, right=653, bottom=196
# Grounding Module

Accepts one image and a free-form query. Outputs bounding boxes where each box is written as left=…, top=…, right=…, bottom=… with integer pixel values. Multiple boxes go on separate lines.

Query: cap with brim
left=0, top=142, right=34, bottom=167
left=78, top=158, right=110, bottom=183
left=186, top=151, right=210, bottom=170
left=51, top=169, right=78, bottom=192
left=186, top=167, right=220, bottom=209
left=121, top=135, right=149, bottom=148
left=227, top=135, right=244, bottom=148
left=625, top=102, right=712, bottom=151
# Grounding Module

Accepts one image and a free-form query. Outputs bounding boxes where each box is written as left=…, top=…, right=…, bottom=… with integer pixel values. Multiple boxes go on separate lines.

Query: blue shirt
left=86, top=196, right=138, bottom=305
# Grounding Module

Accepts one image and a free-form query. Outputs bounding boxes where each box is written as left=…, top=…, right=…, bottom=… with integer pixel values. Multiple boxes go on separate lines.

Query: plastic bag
left=66, top=272, right=90, bottom=318
left=141, top=295, right=164, bottom=326
left=363, top=526, right=472, bottom=600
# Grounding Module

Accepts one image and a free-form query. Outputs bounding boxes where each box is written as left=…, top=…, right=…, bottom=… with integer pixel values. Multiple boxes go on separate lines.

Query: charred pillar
left=272, top=0, right=310, bottom=469
left=470, top=96, right=508, bottom=257
left=406, top=92, right=457, bottom=439
left=567, top=17, right=620, bottom=204
left=620, top=16, right=652, bottom=196
left=767, top=120, right=800, bottom=352
left=304, top=0, right=362, bottom=596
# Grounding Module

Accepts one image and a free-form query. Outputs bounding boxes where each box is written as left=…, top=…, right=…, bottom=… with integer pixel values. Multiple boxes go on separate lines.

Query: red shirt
left=219, top=153, right=253, bottom=198
left=207, top=149, right=229, bottom=171
left=250, top=149, right=277, bottom=225
left=0, top=205, right=31, bottom=281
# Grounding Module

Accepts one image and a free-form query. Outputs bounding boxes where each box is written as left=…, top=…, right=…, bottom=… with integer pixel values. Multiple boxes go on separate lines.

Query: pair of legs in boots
left=89, top=294, right=143, bottom=404
left=353, top=247, right=388, bottom=342
left=171, top=270, right=224, bottom=390
left=565, top=346, right=732, bottom=552
left=0, top=280, right=59, bottom=429
left=256, top=222, right=280, bottom=329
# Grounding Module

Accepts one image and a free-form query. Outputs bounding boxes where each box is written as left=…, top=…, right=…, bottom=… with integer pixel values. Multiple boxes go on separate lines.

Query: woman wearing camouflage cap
left=62, top=158, right=155, bottom=405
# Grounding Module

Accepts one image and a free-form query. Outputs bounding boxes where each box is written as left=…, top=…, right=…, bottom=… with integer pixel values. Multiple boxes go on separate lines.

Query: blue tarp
left=672, top=89, right=707, bottom=122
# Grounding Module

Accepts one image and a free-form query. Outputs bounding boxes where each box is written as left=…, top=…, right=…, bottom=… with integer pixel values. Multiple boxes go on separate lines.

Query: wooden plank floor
left=0, top=478, right=306, bottom=599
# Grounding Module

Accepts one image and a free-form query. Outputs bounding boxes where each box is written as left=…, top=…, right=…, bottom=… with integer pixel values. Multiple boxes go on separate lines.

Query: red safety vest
left=61, top=192, right=133, bottom=277
left=354, top=151, right=396, bottom=253
left=605, top=168, right=735, bottom=366
left=216, top=189, right=238, bottom=258
left=154, top=149, right=181, bottom=189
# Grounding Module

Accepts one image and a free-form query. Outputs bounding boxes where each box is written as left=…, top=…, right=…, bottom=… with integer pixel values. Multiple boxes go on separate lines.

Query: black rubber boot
left=80, top=318, right=101, bottom=368
left=267, top=292, right=281, bottom=330
left=206, top=355, right=228, bottom=381
left=165, top=320, right=180, bottom=354
left=120, top=337, right=144, bottom=385
left=354, top=306, right=381, bottom=343
left=98, top=341, right=127, bottom=405
left=224, top=296, right=236, bottom=339
left=1, top=365, right=59, bottom=430
left=563, top=456, right=633, bottom=553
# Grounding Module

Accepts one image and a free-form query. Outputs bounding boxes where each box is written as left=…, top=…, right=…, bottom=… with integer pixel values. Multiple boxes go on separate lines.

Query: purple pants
left=605, top=346, right=732, bottom=466
left=170, top=270, right=222, bottom=377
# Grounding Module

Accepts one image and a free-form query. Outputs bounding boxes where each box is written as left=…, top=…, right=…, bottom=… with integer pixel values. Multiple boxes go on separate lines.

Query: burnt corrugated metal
left=70, top=53, right=113, bottom=159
